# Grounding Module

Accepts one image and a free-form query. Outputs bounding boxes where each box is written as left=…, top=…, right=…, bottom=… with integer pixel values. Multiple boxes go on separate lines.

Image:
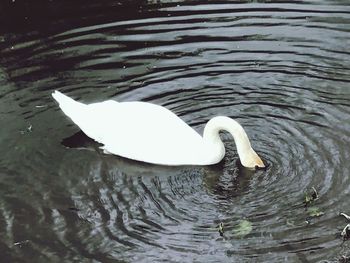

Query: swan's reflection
left=202, top=159, right=258, bottom=200
left=62, top=131, right=258, bottom=200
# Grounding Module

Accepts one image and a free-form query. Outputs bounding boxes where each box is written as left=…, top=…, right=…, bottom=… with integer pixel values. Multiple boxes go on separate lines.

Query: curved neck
left=203, top=116, right=253, bottom=163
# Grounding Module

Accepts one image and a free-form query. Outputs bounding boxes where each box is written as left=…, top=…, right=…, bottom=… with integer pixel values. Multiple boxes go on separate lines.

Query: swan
left=52, top=91, right=265, bottom=168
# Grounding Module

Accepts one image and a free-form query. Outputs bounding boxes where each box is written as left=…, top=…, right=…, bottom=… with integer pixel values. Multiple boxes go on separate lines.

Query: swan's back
left=52, top=91, right=217, bottom=165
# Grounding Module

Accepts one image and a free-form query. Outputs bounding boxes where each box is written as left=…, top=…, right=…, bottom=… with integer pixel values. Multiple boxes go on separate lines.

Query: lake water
left=1, top=0, right=350, bottom=262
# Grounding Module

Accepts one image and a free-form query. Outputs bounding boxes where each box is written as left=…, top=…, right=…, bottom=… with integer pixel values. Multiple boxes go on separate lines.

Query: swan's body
left=52, top=91, right=264, bottom=168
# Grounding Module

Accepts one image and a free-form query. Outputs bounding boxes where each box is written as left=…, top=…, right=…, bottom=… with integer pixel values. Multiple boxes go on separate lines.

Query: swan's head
left=253, top=154, right=265, bottom=169
left=241, top=149, right=265, bottom=169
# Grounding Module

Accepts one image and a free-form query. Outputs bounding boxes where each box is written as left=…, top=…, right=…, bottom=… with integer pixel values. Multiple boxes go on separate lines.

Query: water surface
left=1, top=0, right=350, bottom=262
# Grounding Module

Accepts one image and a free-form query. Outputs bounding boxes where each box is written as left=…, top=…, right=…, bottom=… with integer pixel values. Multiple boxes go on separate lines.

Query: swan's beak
left=254, top=155, right=265, bottom=169
left=241, top=150, right=266, bottom=169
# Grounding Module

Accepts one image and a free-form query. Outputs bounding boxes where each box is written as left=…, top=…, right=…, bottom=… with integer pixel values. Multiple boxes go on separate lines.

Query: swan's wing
left=76, top=101, right=208, bottom=165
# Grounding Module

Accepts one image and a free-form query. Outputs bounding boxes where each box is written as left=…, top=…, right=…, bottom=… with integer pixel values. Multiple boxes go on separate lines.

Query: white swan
left=52, top=91, right=265, bottom=168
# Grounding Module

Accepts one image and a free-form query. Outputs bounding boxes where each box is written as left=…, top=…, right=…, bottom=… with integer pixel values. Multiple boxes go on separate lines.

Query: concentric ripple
left=0, top=1, right=350, bottom=262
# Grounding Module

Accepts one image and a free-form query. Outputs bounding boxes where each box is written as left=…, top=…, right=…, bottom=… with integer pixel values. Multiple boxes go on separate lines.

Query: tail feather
left=52, top=90, right=86, bottom=123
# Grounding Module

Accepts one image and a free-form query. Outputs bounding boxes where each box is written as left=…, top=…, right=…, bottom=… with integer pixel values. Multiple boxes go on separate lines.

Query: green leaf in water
left=308, top=207, right=324, bottom=217
left=233, top=220, right=252, bottom=238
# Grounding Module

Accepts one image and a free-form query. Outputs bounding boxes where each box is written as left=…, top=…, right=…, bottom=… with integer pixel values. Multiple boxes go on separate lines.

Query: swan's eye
left=255, top=165, right=259, bottom=170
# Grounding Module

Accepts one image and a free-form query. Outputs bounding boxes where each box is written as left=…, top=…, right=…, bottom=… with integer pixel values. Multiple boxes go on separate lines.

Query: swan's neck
left=203, top=116, right=264, bottom=168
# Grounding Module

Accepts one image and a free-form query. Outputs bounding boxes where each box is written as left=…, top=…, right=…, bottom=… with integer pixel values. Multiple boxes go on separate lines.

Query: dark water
left=1, top=0, right=350, bottom=262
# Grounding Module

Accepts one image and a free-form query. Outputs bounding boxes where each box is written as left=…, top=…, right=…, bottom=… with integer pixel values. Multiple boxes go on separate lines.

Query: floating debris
left=304, top=187, right=318, bottom=206
left=20, top=124, right=33, bottom=134
left=302, top=187, right=324, bottom=223
left=340, top=213, right=350, bottom=221
left=13, top=240, right=30, bottom=247
left=340, top=213, right=350, bottom=241
left=233, top=220, right=252, bottom=238
left=339, top=254, right=350, bottom=263
left=218, top=222, right=224, bottom=236
left=341, top=224, right=350, bottom=241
